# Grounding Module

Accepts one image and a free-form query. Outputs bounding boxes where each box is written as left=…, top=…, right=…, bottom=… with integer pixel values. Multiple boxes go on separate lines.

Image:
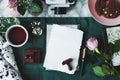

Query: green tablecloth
left=13, top=17, right=108, bottom=80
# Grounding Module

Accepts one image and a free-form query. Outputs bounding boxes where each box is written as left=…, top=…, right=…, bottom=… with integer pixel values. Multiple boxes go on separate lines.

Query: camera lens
left=54, top=7, right=67, bottom=14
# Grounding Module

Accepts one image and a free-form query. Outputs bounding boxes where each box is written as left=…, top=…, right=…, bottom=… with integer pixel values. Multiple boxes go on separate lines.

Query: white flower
left=112, top=51, right=120, bottom=66
left=107, top=26, right=120, bottom=44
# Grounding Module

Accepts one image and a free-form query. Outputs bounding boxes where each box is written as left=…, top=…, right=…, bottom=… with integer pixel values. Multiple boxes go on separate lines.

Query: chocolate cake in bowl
left=95, top=0, right=120, bottom=18
left=88, top=0, right=120, bottom=26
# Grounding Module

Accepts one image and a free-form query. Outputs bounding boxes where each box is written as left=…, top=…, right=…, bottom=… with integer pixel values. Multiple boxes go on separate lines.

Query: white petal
left=112, top=52, right=120, bottom=66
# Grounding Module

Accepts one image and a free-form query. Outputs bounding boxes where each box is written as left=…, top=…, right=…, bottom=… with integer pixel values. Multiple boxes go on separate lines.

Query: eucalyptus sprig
left=0, top=18, right=20, bottom=36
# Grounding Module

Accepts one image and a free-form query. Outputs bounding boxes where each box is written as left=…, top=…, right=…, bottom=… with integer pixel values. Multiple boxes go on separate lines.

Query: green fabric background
left=11, top=17, right=110, bottom=80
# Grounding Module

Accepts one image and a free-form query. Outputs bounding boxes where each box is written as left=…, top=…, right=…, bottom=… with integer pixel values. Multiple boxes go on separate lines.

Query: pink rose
left=86, top=37, right=98, bottom=51
left=9, top=0, right=18, bottom=8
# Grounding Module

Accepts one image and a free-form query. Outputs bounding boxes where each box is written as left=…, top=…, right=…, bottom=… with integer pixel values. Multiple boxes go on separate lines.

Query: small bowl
left=88, top=0, right=120, bottom=26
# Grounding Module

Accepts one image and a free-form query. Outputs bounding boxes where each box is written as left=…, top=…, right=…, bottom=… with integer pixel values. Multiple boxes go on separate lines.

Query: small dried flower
left=9, top=0, right=18, bottom=8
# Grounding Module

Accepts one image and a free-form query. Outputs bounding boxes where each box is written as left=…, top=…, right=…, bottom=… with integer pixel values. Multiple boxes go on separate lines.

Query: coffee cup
left=3, top=25, right=28, bottom=47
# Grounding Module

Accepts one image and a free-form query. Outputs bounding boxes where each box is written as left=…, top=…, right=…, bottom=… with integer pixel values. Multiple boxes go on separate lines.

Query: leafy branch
left=17, top=0, right=43, bottom=15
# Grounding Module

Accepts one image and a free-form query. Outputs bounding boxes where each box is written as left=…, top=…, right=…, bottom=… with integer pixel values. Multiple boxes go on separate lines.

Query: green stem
left=99, top=54, right=120, bottom=77
left=94, top=48, right=120, bottom=77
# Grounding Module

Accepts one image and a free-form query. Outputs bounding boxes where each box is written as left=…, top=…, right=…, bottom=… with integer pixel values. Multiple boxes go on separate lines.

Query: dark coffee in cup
left=4, top=25, right=28, bottom=47
left=8, top=27, right=27, bottom=45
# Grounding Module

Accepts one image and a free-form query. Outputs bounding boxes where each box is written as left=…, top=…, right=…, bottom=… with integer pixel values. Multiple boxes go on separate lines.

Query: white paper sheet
left=44, top=24, right=83, bottom=74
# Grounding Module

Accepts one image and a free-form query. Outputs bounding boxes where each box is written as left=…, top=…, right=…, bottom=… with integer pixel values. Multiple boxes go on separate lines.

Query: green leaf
left=114, top=40, right=120, bottom=53
left=93, top=65, right=114, bottom=77
left=93, top=66, right=106, bottom=77
left=101, top=65, right=114, bottom=75
left=28, top=2, right=42, bottom=13
left=17, top=5, right=26, bottom=15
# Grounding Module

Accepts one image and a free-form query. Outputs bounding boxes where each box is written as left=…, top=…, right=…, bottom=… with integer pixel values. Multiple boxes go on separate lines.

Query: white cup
left=3, top=25, right=28, bottom=47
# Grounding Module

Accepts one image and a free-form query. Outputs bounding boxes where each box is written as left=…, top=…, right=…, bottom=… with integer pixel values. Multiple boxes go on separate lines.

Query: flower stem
left=99, top=54, right=120, bottom=77
left=94, top=49, right=120, bottom=77
left=95, top=48, right=101, bottom=54
left=106, top=60, right=120, bottom=77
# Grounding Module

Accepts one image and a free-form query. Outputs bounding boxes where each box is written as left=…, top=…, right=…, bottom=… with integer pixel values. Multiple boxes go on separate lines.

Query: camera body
left=46, top=0, right=75, bottom=15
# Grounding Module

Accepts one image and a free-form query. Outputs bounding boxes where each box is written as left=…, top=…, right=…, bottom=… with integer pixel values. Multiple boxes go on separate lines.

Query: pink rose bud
left=86, top=37, right=98, bottom=51
left=9, top=0, right=18, bottom=8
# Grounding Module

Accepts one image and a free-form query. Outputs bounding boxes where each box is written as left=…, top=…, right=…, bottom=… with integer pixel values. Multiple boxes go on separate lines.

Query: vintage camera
left=46, top=0, right=76, bottom=14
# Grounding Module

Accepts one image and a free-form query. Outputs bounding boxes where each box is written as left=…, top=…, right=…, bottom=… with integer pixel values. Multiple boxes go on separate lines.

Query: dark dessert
left=24, top=50, right=41, bottom=64
left=95, top=0, right=120, bottom=18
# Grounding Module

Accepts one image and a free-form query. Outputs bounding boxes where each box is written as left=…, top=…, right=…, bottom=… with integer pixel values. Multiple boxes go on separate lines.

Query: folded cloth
left=44, top=24, right=83, bottom=74
left=0, top=35, right=22, bottom=80
left=0, top=36, right=18, bottom=71
left=0, top=55, right=22, bottom=80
